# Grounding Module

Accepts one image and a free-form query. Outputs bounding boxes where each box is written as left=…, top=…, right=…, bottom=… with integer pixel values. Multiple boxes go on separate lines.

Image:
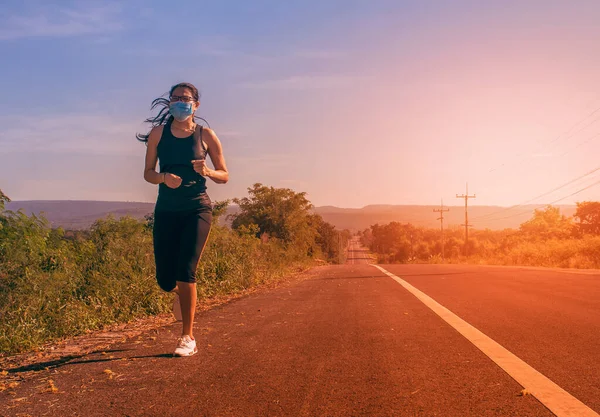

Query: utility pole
left=433, top=199, right=449, bottom=261
left=456, top=183, right=476, bottom=257
left=337, top=232, right=341, bottom=264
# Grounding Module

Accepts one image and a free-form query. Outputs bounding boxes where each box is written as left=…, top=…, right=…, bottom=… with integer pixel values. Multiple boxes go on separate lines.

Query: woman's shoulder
left=152, top=124, right=166, bottom=135
left=200, top=126, right=219, bottom=143
left=147, top=125, right=166, bottom=146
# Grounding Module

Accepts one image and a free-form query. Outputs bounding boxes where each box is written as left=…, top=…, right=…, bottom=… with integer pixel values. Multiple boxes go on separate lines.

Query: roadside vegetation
left=0, top=185, right=350, bottom=355
left=360, top=204, right=600, bottom=268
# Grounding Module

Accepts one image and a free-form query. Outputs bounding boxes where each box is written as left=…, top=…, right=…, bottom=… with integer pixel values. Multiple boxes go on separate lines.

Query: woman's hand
left=164, top=173, right=182, bottom=189
left=192, top=159, right=211, bottom=177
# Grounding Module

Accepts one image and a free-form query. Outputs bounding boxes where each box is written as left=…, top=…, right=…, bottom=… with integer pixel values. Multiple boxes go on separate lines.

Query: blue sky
left=2, top=0, right=600, bottom=209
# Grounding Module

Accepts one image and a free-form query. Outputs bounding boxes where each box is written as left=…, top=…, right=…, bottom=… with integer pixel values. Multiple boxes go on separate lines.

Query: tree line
left=360, top=203, right=600, bottom=268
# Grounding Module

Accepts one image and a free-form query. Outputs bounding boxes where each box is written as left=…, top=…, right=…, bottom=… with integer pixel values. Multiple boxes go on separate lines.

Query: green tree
left=311, top=214, right=349, bottom=263
left=370, top=222, right=415, bottom=263
left=0, top=189, right=10, bottom=233
left=358, top=228, right=373, bottom=248
left=574, top=201, right=600, bottom=235
left=231, top=183, right=314, bottom=244
left=0, top=188, right=9, bottom=212
left=519, top=205, right=573, bottom=240
left=211, top=199, right=230, bottom=222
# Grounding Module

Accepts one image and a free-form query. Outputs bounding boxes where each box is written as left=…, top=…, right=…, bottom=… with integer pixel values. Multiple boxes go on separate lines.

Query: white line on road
left=373, top=264, right=599, bottom=417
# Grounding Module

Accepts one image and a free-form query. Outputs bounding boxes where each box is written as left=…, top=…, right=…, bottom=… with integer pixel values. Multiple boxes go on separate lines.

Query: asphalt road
left=346, top=237, right=374, bottom=265
left=2, top=239, right=598, bottom=416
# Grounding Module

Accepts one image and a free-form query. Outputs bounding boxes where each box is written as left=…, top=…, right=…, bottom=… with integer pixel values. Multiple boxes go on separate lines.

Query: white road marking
left=373, top=264, right=599, bottom=417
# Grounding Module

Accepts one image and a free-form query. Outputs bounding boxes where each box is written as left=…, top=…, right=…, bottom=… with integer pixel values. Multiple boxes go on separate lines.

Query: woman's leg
left=154, top=211, right=186, bottom=322
left=177, top=282, right=197, bottom=337
left=176, top=210, right=212, bottom=337
left=171, top=286, right=182, bottom=321
left=153, top=211, right=181, bottom=293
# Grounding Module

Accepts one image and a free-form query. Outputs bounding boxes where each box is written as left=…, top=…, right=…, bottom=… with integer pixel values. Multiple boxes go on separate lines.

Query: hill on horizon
left=5, top=200, right=578, bottom=232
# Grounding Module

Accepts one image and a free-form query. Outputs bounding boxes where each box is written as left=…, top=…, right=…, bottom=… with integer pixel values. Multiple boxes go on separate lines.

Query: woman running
left=138, top=82, right=229, bottom=357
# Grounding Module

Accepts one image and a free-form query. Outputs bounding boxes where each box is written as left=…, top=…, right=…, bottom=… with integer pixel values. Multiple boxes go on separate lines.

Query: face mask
left=169, top=102, right=194, bottom=122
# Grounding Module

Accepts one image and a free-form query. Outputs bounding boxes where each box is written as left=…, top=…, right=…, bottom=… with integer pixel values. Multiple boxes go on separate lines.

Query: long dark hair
left=136, top=82, right=209, bottom=143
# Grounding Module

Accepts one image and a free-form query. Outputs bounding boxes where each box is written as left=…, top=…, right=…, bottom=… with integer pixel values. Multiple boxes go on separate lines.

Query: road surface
left=346, top=237, right=374, bottom=264
left=1, top=238, right=599, bottom=416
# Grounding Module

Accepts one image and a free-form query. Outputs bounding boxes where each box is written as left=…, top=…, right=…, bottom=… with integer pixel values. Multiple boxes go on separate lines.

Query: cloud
left=229, top=154, right=294, bottom=167
left=126, top=35, right=236, bottom=58
left=291, top=49, right=346, bottom=60
left=0, top=114, right=142, bottom=156
left=239, top=74, right=371, bottom=90
left=0, top=3, right=122, bottom=41
left=123, top=35, right=347, bottom=67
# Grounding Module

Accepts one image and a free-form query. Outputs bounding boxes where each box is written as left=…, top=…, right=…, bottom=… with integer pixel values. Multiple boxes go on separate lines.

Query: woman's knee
left=156, top=275, right=176, bottom=292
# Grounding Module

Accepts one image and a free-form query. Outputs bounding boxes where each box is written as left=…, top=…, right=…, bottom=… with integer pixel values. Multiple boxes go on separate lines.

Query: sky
left=1, top=0, right=600, bottom=208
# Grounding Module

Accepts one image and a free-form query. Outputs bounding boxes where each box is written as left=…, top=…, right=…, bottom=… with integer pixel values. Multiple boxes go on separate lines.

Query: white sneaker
left=173, top=292, right=182, bottom=322
left=173, top=335, right=197, bottom=357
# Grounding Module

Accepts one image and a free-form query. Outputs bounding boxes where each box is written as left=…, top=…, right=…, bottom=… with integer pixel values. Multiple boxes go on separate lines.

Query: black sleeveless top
left=155, top=119, right=212, bottom=212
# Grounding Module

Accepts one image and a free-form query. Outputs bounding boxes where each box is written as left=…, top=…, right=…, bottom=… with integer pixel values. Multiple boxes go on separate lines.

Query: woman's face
left=170, top=87, right=199, bottom=113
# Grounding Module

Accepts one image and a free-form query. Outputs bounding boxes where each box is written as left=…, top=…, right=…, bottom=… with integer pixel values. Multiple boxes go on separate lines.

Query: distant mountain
left=5, top=200, right=577, bottom=231
left=6, top=200, right=156, bottom=230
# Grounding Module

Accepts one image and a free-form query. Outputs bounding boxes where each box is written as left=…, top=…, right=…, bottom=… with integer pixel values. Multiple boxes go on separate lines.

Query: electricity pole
left=456, top=183, right=476, bottom=257
left=433, top=199, right=449, bottom=261
left=337, top=232, right=341, bottom=264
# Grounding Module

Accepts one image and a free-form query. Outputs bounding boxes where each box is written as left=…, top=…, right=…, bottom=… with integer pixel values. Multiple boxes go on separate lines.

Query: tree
left=574, top=201, right=600, bottom=235
left=358, top=228, right=373, bottom=248
left=370, top=222, right=415, bottom=262
left=310, top=214, right=350, bottom=263
left=519, top=205, right=573, bottom=240
left=211, top=199, right=230, bottom=222
left=0, top=189, right=9, bottom=212
left=0, top=189, right=10, bottom=232
left=231, top=183, right=314, bottom=244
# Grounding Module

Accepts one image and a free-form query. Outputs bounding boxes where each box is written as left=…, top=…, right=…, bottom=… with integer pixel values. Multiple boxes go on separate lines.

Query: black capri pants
left=153, top=208, right=212, bottom=292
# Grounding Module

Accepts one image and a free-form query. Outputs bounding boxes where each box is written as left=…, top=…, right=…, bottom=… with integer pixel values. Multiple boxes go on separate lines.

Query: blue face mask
left=169, top=102, right=194, bottom=122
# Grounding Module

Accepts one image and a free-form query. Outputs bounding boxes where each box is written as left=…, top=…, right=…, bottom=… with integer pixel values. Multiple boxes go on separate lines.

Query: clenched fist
left=192, top=159, right=211, bottom=177
left=163, top=172, right=182, bottom=189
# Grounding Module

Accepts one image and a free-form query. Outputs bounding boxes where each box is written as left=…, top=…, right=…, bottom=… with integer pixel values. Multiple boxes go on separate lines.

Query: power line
left=488, top=105, right=600, bottom=174
left=547, top=108, right=600, bottom=147
left=478, top=178, right=600, bottom=223
left=441, top=104, right=600, bottom=232
left=471, top=165, right=600, bottom=221
left=546, top=179, right=600, bottom=205
left=464, top=105, right=600, bottom=228
left=558, top=132, right=600, bottom=157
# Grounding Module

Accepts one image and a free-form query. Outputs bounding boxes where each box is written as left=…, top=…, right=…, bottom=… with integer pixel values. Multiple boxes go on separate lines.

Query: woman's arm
left=144, top=126, right=172, bottom=184
left=201, top=128, right=229, bottom=184
left=143, top=126, right=166, bottom=184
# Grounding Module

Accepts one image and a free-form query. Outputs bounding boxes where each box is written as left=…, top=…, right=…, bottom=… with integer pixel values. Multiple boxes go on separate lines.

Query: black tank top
left=155, top=119, right=211, bottom=212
